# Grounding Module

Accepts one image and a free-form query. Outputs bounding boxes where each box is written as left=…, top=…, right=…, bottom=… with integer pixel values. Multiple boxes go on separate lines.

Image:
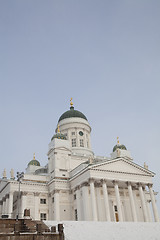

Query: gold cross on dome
left=70, top=98, right=73, bottom=106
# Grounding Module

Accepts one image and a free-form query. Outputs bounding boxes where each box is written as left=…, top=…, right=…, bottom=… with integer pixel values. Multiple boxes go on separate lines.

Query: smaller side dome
left=113, top=144, right=127, bottom=152
left=113, top=137, right=127, bottom=152
left=51, top=124, right=67, bottom=141
left=28, top=153, right=40, bottom=166
left=51, top=132, right=67, bottom=141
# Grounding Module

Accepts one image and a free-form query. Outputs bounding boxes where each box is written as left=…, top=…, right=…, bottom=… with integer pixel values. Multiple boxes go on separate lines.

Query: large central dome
left=58, top=106, right=88, bottom=122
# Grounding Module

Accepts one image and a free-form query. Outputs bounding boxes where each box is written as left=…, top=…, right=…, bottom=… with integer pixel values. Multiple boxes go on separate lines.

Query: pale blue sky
left=0, top=1, right=160, bottom=213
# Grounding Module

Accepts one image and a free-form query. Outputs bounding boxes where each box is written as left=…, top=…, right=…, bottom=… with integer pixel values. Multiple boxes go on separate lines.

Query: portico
left=72, top=176, right=159, bottom=222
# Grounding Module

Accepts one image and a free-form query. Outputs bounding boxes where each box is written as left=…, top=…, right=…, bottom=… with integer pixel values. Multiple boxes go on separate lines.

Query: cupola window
left=80, top=139, right=84, bottom=147
left=72, top=138, right=76, bottom=147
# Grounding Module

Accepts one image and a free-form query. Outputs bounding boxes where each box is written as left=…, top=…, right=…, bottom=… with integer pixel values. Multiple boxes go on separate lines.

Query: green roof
left=58, top=106, right=87, bottom=122
left=113, top=144, right=127, bottom=152
left=51, top=132, right=67, bottom=141
left=28, top=159, right=40, bottom=166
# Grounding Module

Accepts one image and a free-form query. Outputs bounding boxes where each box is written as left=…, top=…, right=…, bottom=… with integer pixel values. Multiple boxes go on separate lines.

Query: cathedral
left=0, top=99, right=159, bottom=222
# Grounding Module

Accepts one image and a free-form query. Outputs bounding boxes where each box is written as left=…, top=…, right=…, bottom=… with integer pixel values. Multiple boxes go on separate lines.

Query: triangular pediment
left=91, top=158, right=154, bottom=176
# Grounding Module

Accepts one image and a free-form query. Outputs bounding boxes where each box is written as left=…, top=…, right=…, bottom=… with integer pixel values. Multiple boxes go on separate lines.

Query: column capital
left=137, top=182, right=143, bottom=187
left=101, top=179, right=107, bottom=184
left=21, top=191, right=28, bottom=196
left=112, top=180, right=118, bottom=186
left=147, top=183, right=153, bottom=189
left=75, top=185, right=81, bottom=191
left=88, top=178, right=95, bottom=184
left=126, top=181, right=132, bottom=186
left=34, top=192, right=40, bottom=197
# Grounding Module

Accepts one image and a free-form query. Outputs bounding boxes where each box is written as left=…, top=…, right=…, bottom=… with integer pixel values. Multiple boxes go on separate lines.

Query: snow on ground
left=45, top=221, right=160, bottom=240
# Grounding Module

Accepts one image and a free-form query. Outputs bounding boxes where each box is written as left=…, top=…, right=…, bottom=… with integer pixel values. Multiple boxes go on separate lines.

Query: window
left=114, top=205, right=118, bottom=212
left=75, top=209, right=78, bottom=221
left=72, top=138, right=76, bottom=147
left=74, top=194, right=76, bottom=200
left=52, top=197, right=54, bottom=203
left=114, top=205, right=119, bottom=222
left=72, top=132, right=75, bottom=135
left=80, top=139, right=84, bottom=147
left=40, top=199, right=46, bottom=204
left=40, top=213, right=47, bottom=221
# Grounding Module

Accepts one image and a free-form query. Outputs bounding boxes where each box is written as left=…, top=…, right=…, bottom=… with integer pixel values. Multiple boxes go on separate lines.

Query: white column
left=147, top=200, right=152, bottom=222
left=8, top=192, right=13, bottom=218
left=76, top=186, right=82, bottom=220
left=96, top=185, right=102, bottom=221
left=127, top=182, right=137, bottom=222
left=82, top=183, right=90, bottom=220
left=102, top=180, right=111, bottom=221
left=21, top=192, right=27, bottom=218
left=34, top=192, right=40, bottom=220
left=148, top=184, right=159, bottom=222
left=138, top=183, right=148, bottom=222
left=113, top=181, right=123, bottom=221
left=5, top=195, right=9, bottom=216
left=89, top=179, right=98, bottom=221
left=54, top=190, right=60, bottom=221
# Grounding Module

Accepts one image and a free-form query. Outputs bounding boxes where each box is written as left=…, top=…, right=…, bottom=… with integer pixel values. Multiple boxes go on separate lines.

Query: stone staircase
left=0, top=219, right=50, bottom=233
left=0, top=219, right=16, bottom=233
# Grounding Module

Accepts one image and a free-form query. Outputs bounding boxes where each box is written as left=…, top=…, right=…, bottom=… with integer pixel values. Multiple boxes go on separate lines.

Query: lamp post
left=16, top=172, right=24, bottom=220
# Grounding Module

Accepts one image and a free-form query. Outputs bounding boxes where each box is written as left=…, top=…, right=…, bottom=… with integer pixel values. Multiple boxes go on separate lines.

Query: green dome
left=113, top=144, right=127, bottom=152
left=51, top=132, right=67, bottom=141
left=58, top=106, right=87, bottom=122
left=28, top=159, right=40, bottom=166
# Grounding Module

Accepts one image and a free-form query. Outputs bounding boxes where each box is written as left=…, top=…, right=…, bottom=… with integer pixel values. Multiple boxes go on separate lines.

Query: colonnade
left=0, top=192, right=13, bottom=218
left=0, top=191, right=29, bottom=219
left=52, top=179, right=159, bottom=222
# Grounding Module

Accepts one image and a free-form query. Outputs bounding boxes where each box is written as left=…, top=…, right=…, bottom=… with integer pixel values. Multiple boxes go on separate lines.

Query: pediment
left=91, top=159, right=154, bottom=176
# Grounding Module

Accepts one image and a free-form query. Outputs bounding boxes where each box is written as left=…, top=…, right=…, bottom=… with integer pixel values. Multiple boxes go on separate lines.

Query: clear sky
left=0, top=1, right=160, bottom=214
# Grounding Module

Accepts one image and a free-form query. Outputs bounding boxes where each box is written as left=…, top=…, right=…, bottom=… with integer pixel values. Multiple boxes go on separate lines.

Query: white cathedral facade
left=0, top=100, right=159, bottom=222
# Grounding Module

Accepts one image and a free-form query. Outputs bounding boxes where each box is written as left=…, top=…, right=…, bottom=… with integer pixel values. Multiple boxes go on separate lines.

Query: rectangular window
left=74, top=194, right=76, bottom=200
left=52, top=197, right=54, bottom=203
left=114, top=205, right=118, bottom=212
left=40, top=213, right=47, bottom=221
left=40, top=199, right=46, bottom=204
left=72, top=138, right=76, bottom=147
left=75, top=209, right=78, bottom=221
left=80, top=139, right=84, bottom=147
left=72, top=132, right=75, bottom=135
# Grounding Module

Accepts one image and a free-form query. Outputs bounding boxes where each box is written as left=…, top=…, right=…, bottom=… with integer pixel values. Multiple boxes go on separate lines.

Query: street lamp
left=16, top=171, right=24, bottom=220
